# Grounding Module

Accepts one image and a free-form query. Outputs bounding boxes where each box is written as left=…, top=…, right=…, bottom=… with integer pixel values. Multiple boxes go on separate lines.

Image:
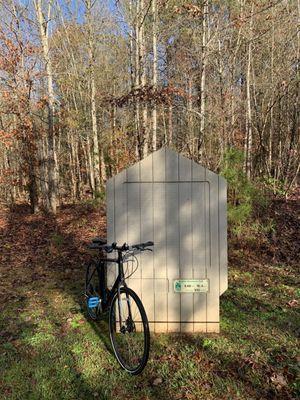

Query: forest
left=0, top=1, right=299, bottom=399
left=0, top=0, right=299, bottom=212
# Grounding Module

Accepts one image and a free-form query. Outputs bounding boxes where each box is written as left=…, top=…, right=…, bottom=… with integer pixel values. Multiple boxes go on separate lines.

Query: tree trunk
left=140, top=0, right=148, bottom=158
left=168, top=104, right=173, bottom=145
left=268, top=5, right=275, bottom=174
left=244, top=3, right=254, bottom=179
left=75, top=138, right=81, bottom=199
left=34, top=0, right=57, bottom=213
left=85, top=135, right=95, bottom=195
left=135, top=0, right=141, bottom=159
left=68, top=129, right=77, bottom=201
left=110, top=102, right=117, bottom=177
left=198, top=0, right=208, bottom=159
left=230, top=0, right=244, bottom=145
left=86, top=0, right=101, bottom=195
left=38, top=134, right=48, bottom=208
left=151, top=0, right=158, bottom=152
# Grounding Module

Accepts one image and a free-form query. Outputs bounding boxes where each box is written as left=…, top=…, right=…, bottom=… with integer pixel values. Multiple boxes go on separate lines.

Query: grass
left=1, top=264, right=298, bottom=399
left=0, top=203, right=299, bottom=400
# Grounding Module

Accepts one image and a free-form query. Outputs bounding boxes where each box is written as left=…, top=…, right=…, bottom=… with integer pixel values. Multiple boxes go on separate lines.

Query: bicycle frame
left=92, top=249, right=128, bottom=313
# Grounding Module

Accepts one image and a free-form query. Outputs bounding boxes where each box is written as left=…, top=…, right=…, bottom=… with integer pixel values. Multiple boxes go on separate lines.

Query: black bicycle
left=85, top=238, right=154, bottom=375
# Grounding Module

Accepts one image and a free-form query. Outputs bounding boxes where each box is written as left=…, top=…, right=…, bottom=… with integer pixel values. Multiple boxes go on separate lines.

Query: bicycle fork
left=117, top=285, right=133, bottom=333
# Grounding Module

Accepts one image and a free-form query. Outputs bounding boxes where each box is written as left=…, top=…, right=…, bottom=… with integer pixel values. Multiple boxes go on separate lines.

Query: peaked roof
left=107, top=146, right=223, bottom=182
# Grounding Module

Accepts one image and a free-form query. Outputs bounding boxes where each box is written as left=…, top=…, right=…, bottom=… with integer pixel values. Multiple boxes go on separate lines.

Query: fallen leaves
left=286, top=299, right=298, bottom=308
left=0, top=203, right=298, bottom=400
left=270, top=373, right=287, bottom=389
left=152, top=377, right=163, bottom=386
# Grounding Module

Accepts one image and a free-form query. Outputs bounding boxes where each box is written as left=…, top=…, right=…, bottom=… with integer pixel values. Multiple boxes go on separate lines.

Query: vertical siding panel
left=153, top=147, right=166, bottom=182
left=106, top=177, right=115, bottom=287
left=140, top=184, right=154, bottom=279
left=126, top=160, right=141, bottom=297
left=166, top=182, right=180, bottom=332
left=140, top=154, right=154, bottom=330
left=206, top=169, right=219, bottom=332
left=106, top=177, right=115, bottom=244
left=114, top=171, right=127, bottom=245
left=192, top=162, right=207, bottom=332
left=153, top=182, right=166, bottom=281
left=165, top=148, right=179, bottom=180
left=179, top=156, right=193, bottom=332
left=142, top=279, right=154, bottom=331
left=126, top=162, right=140, bottom=182
left=219, top=176, right=228, bottom=295
left=110, top=171, right=127, bottom=289
left=140, top=153, right=153, bottom=182
left=204, top=171, right=210, bottom=332
left=153, top=148, right=167, bottom=332
left=166, top=149, right=180, bottom=332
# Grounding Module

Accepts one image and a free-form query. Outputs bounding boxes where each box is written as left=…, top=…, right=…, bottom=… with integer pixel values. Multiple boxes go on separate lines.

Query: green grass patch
left=0, top=260, right=299, bottom=400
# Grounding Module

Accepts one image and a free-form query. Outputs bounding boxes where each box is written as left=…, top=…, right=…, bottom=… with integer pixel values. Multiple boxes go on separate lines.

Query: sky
left=58, top=0, right=119, bottom=24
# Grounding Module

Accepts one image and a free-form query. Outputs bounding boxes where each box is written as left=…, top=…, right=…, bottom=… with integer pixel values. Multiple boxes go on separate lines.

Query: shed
left=106, top=147, right=227, bottom=333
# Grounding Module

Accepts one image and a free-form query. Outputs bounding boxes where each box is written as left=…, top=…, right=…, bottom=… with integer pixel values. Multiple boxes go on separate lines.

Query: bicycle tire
left=85, top=260, right=101, bottom=320
left=109, top=287, right=150, bottom=375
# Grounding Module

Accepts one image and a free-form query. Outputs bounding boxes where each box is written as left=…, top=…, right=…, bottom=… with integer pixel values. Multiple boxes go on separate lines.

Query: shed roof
left=107, top=146, right=224, bottom=184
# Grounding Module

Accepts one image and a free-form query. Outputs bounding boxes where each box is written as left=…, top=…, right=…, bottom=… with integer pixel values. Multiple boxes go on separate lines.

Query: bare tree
left=244, top=3, right=254, bottom=179
left=151, top=0, right=158, bottom=152
left=34, top=0, right=57, bottom=212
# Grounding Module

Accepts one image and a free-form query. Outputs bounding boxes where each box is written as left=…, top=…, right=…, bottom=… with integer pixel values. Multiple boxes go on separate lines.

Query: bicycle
left=85, top=237, right=154, bottom=375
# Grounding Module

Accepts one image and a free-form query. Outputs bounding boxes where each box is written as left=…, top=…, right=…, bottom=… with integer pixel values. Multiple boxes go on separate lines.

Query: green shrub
left=260, top=176, right=286, bottom=197
left=220, top=148, right=268, bottom=237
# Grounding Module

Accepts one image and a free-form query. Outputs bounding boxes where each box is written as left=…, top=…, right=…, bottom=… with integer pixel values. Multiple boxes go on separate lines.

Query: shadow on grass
left=0, top=293, right=113, bottom=399
left=0, top=204, right=173, bottom=400
left=1, top=203, right=298, bottom=400
left=222, top=288, right=300, bottom=339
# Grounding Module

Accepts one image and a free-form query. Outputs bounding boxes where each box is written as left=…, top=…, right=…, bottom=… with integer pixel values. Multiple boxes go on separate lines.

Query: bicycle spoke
left=109, top=288, right=149, bottom=373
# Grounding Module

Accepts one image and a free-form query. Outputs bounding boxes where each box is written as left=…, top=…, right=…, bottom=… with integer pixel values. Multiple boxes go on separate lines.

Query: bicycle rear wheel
left=109, top=287, right=150, bottom=375
left=85, top=261, right=101, bottom=320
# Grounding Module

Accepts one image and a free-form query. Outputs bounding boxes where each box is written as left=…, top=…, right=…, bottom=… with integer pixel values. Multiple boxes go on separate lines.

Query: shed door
left=125, top=181, right=210, bottom=331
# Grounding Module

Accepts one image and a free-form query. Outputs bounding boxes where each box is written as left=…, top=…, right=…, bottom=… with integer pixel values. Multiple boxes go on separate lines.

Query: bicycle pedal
left=88, top=297, right=100, bottom=308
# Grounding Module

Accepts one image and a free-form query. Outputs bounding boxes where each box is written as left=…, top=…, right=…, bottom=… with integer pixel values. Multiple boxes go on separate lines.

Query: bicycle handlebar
left=88, top=240, right=154, bottom=253
left=105, top=241, right=154, bottom=253
left=132, top=241, right=154, bottom=250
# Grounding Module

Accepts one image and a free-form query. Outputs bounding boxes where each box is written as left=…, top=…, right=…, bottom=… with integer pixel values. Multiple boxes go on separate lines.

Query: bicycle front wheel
left=109, top=287, right=150, bottom=375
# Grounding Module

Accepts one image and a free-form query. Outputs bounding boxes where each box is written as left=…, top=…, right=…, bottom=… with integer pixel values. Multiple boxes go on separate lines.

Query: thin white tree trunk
left=198, top=0, right=208, bottom=159
left=168, top=104, right=173, bottom=145
left=151, top=0, right=158, bottom=152
left=85, top=135, right=95, bottom=194
left=268, top=6, right=275, bottom=174
left=75, top=138, right=81, bottom=199
left=230, top=0, right=244, bottom=144
left=140, top=0, right=148, bottom=157
left=187, top=77, right=194, bottom=156
left=244, top=3, right=254, bottom=179
left=135, top=0, right=141, bottom=159
left=86, top=0, right=102, bottom=194
left=129, top=0, right=135, bottom=90
left=34, top=0, right=57, bottom=213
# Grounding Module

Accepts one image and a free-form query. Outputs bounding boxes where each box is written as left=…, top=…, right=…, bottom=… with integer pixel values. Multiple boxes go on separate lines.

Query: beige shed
left=106, top=147, right=227, bottom=333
